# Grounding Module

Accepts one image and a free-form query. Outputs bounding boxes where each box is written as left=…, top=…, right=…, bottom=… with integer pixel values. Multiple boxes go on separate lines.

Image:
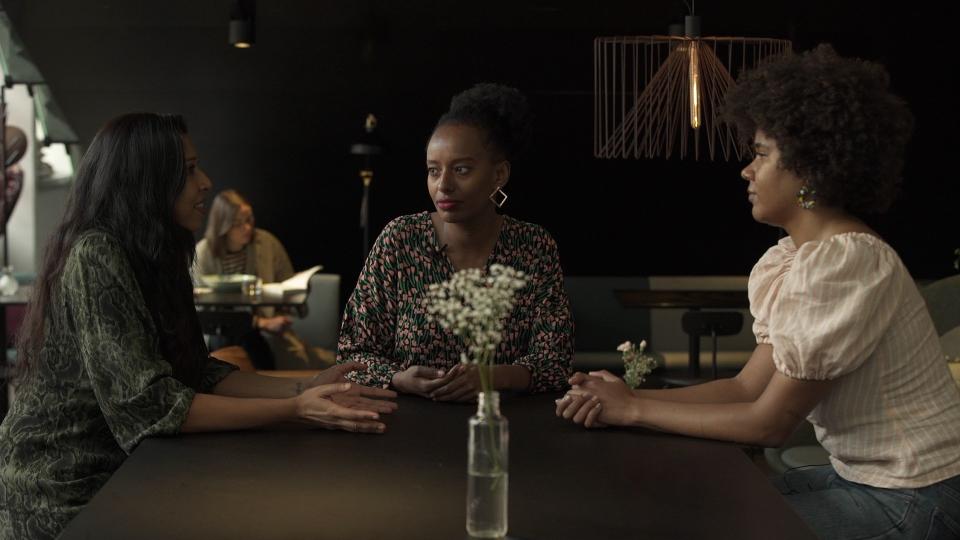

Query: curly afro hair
left=724, top=44, right=914, bottom=215
left=435, top=83, right=533, bottom=163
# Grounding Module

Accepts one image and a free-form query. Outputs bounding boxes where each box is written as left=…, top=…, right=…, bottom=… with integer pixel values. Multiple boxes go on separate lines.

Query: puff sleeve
left=767, top=235, right=901, bottom=380
left=747, top=237, right=796, bottom=345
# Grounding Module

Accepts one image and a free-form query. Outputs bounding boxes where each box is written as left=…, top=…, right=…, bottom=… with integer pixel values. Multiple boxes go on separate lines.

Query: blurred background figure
left=196, top=189, right=333, bottom=370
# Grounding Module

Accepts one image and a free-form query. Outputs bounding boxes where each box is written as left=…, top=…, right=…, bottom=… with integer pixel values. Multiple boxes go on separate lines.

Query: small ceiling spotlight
left=228, top=0, right=255, bottom=49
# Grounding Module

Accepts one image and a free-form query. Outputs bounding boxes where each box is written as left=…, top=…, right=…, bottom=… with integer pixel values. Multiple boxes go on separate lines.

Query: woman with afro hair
left=557, top=45, right=960, bottom=539
left=337, top=83, right=574, bottom=401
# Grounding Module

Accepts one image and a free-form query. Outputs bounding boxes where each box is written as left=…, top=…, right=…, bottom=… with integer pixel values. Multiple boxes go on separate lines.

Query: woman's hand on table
left=309, top=361, right=368, bottom=386
left=396, top=364, right=530, bottom=401
left=294, top=383, right=393, bottom=433
left=556, top=370, right=638, bottom=428
left=390, top=365, right=451, bottom=398
left=430, top=364, right=481, bottom=402
left=328, top=384, right=398, bottom=414
left=303, top=362, right=398, bottom=414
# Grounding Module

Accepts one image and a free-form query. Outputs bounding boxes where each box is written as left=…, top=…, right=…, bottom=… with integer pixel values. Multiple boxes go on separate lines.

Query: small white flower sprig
left=424, top=264, right=527, bottom=395
left=619, top=340, right=658, bottom=388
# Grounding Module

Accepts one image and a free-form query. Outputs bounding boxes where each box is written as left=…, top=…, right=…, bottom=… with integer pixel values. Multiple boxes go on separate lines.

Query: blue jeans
left=774, top=465, right=960, bottom=539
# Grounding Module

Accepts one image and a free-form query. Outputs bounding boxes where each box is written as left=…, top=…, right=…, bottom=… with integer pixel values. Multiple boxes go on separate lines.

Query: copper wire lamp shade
left=594, top=22, right=791, bottom=161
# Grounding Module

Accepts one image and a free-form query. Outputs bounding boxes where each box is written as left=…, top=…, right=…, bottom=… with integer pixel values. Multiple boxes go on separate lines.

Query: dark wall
left=7, top=1, right=958, bottom=302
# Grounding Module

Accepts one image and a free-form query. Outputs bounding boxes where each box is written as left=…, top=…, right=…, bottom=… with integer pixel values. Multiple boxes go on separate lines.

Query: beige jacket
left=195, top=228, right=294, bottom=283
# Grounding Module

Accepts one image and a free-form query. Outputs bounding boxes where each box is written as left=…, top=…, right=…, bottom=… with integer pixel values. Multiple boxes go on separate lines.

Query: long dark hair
left=17, top=113, right=206, bottom=388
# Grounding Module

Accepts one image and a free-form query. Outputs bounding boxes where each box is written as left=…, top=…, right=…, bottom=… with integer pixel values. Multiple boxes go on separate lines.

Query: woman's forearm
left=634, top=377, right=751, bottom=403
left=181, top=393, right=298, bottom=433
left=212, top=371, right=309, bottom=398
left=493, top=365, right=532, bottom=391
left=624, top=397, right=788, bottom=447
left=633, top=345, right=776, bottom=404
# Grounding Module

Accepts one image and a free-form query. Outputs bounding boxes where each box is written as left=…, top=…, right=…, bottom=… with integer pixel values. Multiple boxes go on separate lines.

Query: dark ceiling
left=2, top=0, right=956, bottom=285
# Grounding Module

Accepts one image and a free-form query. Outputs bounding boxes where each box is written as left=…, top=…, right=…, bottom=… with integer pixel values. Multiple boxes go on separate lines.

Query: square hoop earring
left=489, top=188, right=508, bottom=208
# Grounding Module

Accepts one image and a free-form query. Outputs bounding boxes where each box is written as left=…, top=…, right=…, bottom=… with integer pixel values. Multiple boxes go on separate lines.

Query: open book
left=262, top=265, right=323, bottom=296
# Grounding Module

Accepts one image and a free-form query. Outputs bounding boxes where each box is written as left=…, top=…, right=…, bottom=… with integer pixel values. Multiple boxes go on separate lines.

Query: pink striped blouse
left=750, top=233, right=960, bottom=488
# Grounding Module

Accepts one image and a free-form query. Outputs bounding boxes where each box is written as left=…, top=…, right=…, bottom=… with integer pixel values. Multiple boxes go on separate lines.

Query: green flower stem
left=475, top=352, right=504, bottom=491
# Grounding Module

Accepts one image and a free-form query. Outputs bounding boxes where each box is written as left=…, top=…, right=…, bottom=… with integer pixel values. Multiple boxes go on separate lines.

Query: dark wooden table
left=614, top=289, right=749, bottom=310
left=0, top=286, right=30, bottom=420
left=61, top=394, right=814, bottom=540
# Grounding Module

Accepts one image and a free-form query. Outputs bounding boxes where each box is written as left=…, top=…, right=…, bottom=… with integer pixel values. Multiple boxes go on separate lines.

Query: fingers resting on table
left=297, top=383, right=392, bottom=433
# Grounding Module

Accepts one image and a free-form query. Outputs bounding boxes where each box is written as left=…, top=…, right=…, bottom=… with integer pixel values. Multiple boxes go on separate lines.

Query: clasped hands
left=555, top=370, right=638, bottom=428
left=391, top=364, right=484, bottom=402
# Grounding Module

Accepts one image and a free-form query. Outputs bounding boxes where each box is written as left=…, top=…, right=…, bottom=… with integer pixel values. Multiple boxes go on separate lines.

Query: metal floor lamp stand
left=358, top=169, right=373, bottom=260
left=350, top=113, right=382, bottom=262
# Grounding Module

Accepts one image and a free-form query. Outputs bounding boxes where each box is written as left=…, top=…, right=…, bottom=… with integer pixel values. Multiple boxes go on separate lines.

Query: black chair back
left=682, top=311, right=743, bottom=379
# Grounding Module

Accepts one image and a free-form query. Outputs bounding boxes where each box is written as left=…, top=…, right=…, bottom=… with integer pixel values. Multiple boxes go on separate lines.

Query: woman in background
left=337, top=83, right=574, bottom=400
left=0, top=113, right=396, bottom=540
left=556, top=46, right=960, bottom=539
left=196, top=189, right=330, bottom=369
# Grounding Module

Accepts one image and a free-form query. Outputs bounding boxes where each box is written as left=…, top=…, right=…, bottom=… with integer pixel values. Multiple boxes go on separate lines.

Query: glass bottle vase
left=466, top=391, right=509, bottom=538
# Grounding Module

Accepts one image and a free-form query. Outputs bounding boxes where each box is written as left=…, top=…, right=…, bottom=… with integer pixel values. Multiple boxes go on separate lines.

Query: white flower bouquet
left=424, top=264, right=527, bottom=394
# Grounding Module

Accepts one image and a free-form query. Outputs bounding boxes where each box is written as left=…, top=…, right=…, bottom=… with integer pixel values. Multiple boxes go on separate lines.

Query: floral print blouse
left=0, top=231, right=236, bottom=540
left=338, top=212, right=573, bottom=392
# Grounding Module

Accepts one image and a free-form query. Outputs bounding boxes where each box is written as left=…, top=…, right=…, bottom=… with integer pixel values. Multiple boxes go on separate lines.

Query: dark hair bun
left=440, top=83, right=533, bottom=162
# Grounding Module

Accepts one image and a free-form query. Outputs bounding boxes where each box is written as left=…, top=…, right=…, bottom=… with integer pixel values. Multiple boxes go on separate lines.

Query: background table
left=61, top=394, right=814, bottom=539
left=615, top=289, right=750, bottom=381
left=193, top=290, right=308, bottom=308
left=614, top=289, right=749, bottom=310
left=194, top=289, right=310, bottom=357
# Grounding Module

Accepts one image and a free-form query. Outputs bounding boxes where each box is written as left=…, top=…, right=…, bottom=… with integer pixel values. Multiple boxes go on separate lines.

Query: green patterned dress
left=0, top=231, right=236, bottom=540
left=338, top=212, right=574, bottom=391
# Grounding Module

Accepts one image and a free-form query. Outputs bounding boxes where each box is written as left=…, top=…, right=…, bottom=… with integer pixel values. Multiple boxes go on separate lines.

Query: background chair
left=286, top=272, right=341, bottom=369
left=564, top=276, right=656, bottom=375
left=919, top=274, right=960, bottom=336
left=763, top=421, right=830, bottom=474
left=660, top=310, right=743, bottom=387
left=199, top=310, right=254, bottom=346
left=199, top=310, right=257, bottom=371
left=919, top=274, right=960, bottom=386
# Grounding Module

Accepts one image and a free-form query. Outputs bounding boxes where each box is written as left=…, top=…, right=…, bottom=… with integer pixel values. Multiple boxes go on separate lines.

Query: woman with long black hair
left=0, top=113, right=396, bottom=540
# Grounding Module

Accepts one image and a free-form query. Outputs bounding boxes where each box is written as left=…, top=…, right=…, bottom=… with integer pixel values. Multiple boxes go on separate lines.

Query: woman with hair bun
left=338, top=83, right=574, bottom=401
left=195, top=189, right=322, bottom=370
